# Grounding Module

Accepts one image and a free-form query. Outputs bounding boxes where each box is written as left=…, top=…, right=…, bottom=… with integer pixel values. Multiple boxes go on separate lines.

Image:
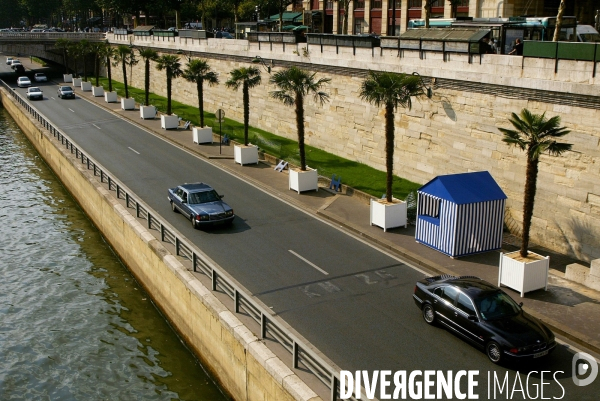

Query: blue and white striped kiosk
left=415, top=171, right=507, bottom=258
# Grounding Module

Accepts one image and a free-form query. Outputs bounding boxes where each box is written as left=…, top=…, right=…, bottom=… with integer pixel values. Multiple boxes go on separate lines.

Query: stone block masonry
left=107, top=36, right=600, bottom=262
left=0, top=88, right=321, bottom=401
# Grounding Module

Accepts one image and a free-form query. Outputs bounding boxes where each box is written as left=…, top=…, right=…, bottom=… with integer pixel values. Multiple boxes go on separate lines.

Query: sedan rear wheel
left=422, top=304, right=436, bottom=325
left=486, top=341, right=503, bottom=364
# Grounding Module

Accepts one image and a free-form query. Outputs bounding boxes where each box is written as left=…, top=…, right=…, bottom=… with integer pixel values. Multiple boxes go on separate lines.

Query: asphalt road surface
left=2, top=60, right=598, bottom=400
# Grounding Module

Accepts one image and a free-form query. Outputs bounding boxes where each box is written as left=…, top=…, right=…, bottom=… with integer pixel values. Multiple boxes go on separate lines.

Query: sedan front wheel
left=190, top=215, right=197, bottom=229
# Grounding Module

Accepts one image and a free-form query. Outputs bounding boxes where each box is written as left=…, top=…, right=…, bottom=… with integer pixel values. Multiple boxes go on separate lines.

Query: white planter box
left=140, top=105, right=156, bottom=119
left=92, top=86, right=104, bottom=97
left=121, top=97, right=135, bottom=110
left=81, top=81, right=92, bottom=91
left=498, top=251, right=549, bottom=297
left=161, top=114, right=179, bottom=130
left=193, top=127, right=213, bottom=144
left=289, top=168, right=318, bottom=194
left=234, top=144, right=259, bottom=165
left=72, top=78, right=82, bottom=87
left=370, top=198, right=407, bottom=232
left=105, top=91, right=118, bottom=103
left=63, top=74, right=73, bottom=83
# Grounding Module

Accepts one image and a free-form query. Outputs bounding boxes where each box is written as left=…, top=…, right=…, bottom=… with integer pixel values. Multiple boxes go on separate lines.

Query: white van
left=576, top=25, right=600, bottom=42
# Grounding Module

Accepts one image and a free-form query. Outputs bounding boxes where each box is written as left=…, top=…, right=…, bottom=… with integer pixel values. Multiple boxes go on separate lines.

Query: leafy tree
left=54, top=38, right=71, bottom=74
left=225, top=67, right=261, bottom=145
left=182, top=59, right=219, bottom=126
left=359, top=71, right=425, bottom=203
left=156, top=55, right=184, bottom=115
left=553, top=0, right=567, bottom=41
left=137, top=47, right=159, bottom=106
left=499, top=109, right=572, bottom=258
left=269, top=67, right=330, bottom=171
left=113, top=45, right=137, bottom=98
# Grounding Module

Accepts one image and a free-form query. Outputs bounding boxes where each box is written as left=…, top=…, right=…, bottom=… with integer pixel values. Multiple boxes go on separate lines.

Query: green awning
left=400, top=28, right=490, bottom=42
left=266, top=12, right=303, bottom=23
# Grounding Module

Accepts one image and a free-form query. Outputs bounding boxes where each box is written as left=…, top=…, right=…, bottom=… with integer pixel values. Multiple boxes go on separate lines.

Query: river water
left=0, top=108, right=228, bottom=400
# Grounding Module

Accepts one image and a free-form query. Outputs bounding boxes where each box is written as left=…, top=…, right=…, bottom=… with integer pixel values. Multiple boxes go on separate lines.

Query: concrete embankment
left=0, top=88, right=321, bottom=401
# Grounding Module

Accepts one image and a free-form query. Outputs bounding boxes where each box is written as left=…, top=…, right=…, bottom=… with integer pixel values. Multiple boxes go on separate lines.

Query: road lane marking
left=128, top=147, right=140, bottom=154
left=92, top=124, right=101, bottom=130
left=68, top=108, right=75, bottom=112
left=288, top=250, right=328, bottom=275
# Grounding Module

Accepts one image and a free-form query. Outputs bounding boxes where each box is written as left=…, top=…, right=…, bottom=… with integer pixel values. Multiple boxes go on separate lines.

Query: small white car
left=6, top=57, right=13, bottom=65
left=34, top=73, right=47, bottom=82
left=10, top=59, right=21, bottom=66
left=17, top=76, right=31, bottom=88
left=26, top=87, right=43, bottom=100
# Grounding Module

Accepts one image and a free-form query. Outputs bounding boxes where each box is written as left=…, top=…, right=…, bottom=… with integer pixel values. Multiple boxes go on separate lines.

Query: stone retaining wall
left=104, top=36, right=600, bottom=262
left=0, top=88, right=321, bottom=401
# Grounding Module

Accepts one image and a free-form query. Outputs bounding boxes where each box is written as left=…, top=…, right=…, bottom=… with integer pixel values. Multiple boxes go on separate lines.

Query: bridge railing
left=0, top=32, right=106, bottom=41
left=0, top=78, right=359, bottom=401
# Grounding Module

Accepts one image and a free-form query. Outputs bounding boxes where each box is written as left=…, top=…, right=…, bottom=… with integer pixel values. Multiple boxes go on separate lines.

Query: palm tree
left=54, top=38, right=71, bottom=74
left=91, top=42, right=105, bottom=87
left=225, top=67, right=261, bottom=146
left=113, top=45, right=137, bottom=98
left=553, top=0, right=567, bottom=41
left=156, top=55, right=183, bottom=115
left=137, top=47, right=159, bottom=106
left=77, top=40, right=92, bottom=81
left=359, top=71, right=425, bottom=203
left=102, top=44, right=117, bottom=92
left=67, top=41, right=80, bottom=77
left=499, top=109, right=572, bottom=258
left=182, top=59, right=218, bottom=126
left=269, top=67, right=330, bottom=171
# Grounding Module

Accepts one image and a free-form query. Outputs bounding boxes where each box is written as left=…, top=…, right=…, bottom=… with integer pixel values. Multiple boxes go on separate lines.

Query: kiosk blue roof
left=418, top=171, right=506, bottom=204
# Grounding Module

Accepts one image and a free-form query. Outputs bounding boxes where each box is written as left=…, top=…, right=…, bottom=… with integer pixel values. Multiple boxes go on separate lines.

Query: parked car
left=34, top=73, right=47, bottom=82
left=10, top=60, right=22, bottom=69
left=57, top=85, right=75, bottom=99
left=26, top=87, right=43, bottom=100
left=168, top=183, right=234, bottom=228
left=413, top=275, right=556, bottom=364
left=17, top=76, right=31, bottom=88
left=6, top=56, right=13, bottom=65
left=13, top=65, right=25, bottom=74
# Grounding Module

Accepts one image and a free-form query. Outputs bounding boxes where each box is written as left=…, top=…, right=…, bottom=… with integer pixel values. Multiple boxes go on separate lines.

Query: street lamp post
left=252, top=56, right=273, bottom=73
left=412, top=71, right=433, bottom=99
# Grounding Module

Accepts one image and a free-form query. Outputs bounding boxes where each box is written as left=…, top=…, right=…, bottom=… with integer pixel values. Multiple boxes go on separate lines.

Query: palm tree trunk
left=107, top=58, right=113, bottom=92
left=553, top=0, right=566, bottom=42
left=243, top=82, right=249, bottom=146
left=166, top=72, right=172, bottom=115
left=144, top=59, right=150, bottom=106
left=94, top=56, right=99, bottom=86
left=385, top=103, right=395, bottom=203
left=198, top=80, right=204, bottom=126
left=122, top=61, right=128, bottom=98
left=521, top=154, right=540, bottom=257
left=296, top=94, right=306, bottom=171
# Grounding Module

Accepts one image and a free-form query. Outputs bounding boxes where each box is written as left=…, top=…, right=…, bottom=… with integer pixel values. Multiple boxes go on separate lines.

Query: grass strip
left=96, top=77, right=421, bottom=200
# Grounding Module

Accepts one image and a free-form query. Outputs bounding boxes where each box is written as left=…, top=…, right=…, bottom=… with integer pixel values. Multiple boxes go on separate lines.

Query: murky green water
left=0, top=108, right=228, bottom=400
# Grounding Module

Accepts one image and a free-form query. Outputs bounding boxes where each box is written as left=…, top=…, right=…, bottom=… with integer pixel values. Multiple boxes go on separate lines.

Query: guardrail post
left=292, top=341, right=299, bottom=369
left=192, top=252, right=197, bottom=272
left=107, top=176, right=112, bottom=190
left=136, top=202, right=141, bottom=218
left=160, top=223, right=165, bottom=241
left=116, top=185, right=120, bottom=199
left=100, top=170, right=104, bottom=183
left=147, top=212, right=152, bottom=229
left=175, top=237, right=180, bottom=255
left=211, top=270, right=217, bottom=291
left=234, top=289, right=239, bottom=313
left=260, top=313, right=266, bottom=339
left=125, top=193, right=130, bottom=208
left=331, top=375, right=339, bottom=401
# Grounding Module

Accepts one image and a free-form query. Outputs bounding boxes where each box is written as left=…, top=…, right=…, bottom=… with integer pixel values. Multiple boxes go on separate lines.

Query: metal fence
left=0, top=79, right=357, bottom=401
left=0, top=32, right=106, bottom=41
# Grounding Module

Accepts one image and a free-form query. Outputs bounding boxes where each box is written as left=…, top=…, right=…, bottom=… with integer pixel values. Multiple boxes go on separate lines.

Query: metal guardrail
left=0, top=79, right=357, bottom=401
left=0, top=32, right=106, bottom=41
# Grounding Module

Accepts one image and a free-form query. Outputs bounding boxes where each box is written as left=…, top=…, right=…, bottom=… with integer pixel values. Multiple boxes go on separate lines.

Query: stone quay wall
left=0, top=87, right=321, bottom=401
left=107, top=35, right=600, bottom=262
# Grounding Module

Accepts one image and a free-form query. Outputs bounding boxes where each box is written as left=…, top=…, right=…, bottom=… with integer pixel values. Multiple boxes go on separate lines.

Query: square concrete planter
left=121, top=97, right=135, bottom=110
left=498, top=251, right=549, bottom=297
left=234, top=144, right=259, bottom=165
left=161, top=114, right=179, bottom=129
left=370, top=198, right=407, bottom=232
left=193, top=126, right=213, bottom=144
left=140, top=105, right=156, bottom=119
left=63, top=74, right=73, bottom=83
left=92, top=86, right=104, bottom=97
left=81, top=81, right=92, bottom=91
left=105, top=91, right=118, bottom=103
left=72, top=77, right=82, bottom=87
left=289, top=167, right=318, bottom=194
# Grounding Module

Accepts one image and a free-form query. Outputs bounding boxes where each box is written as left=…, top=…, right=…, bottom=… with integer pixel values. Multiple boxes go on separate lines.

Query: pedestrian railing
left=0, top=79, right=358, bottom=401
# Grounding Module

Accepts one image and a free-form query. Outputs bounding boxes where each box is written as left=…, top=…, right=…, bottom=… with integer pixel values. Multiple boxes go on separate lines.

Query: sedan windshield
left=474, top=291, right=521, bottom=321
left=189, top=190, right=220, bottom=204
left=60, top=86, right=73, bottom=91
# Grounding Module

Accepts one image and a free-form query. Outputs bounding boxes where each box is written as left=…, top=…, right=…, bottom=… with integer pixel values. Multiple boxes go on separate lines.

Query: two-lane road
left=3, top=62, right=597, bottom=399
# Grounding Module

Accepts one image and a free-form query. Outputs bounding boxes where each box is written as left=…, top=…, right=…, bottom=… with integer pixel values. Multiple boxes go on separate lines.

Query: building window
left=408, top=0, right=421, bottom=7
left=355, top=0, right=365, bottom=9
left=372, top=0, right=382, bottom=8
left=326, top=0, right=333, bottom=9
left=354, top=18, right=366, bottom=34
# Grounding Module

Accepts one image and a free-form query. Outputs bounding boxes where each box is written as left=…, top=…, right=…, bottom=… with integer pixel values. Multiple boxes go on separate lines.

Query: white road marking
left=288, top=250, right=328, bottom=275
left=68, top=108, right=75, bottom=113
left=128, top=147, right=140, bottom=155
left=50, top=97, right=55, bottom=100
left=92, top=124, right=101, bottom=130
